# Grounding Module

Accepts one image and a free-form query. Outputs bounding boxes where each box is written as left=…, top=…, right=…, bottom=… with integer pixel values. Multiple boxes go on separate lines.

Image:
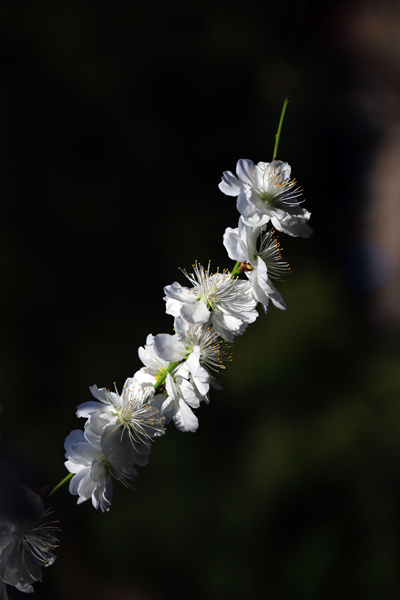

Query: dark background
left=2, top=0, right=400, bottom=598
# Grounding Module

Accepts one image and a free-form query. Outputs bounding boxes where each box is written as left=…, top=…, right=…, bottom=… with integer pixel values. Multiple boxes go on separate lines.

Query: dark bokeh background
left=2, top=1, right=400, bottom=598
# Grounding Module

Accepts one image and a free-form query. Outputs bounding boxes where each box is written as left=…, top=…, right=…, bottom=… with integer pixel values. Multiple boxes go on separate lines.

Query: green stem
left=231, top=261, right=241, bottom=278
left=272, top=97, right=290, bottom=161
left=48, top=472, right=74, bottom=498
left=153, top=361, right=181, bottom=392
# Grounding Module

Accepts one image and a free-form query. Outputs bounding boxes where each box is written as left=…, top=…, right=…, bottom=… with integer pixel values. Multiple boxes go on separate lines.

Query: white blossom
left=0, top=487, right=58, bottom=595
left=136, top=334, right=174, bottom=388
left=223, top=218, right=289, bottom=312
left=219, top=159, right=312, bottom=238
left=76, top=377, right=165, bottom=467
left=136, top=335, right=201, bottom=433
left=64, top=429, right=137, bottom=511
left=164, top=262, right=258, bottom=342
left=153, top=317, right=230, bottom=393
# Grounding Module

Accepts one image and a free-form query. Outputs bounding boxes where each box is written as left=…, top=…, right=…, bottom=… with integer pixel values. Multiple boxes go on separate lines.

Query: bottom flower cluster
left=65, top=320, right=229, bottom=511
left=0, top=486, right=59, bottom=599
left=65, top=378, right=166, bottom=511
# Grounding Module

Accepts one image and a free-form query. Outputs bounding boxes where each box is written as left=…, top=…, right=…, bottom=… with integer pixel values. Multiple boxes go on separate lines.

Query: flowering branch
left=59, top=98, right=312, bottom=511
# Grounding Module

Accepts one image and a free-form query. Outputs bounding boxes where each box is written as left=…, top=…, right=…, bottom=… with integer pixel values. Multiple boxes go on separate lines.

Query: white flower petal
left=69, top=469, right=88, bottom=495
left=218, top=170, right=244, bottom=196
left=153, top=333, right=187, bottom=361
left=223, top=226, right=248, bottom=262
left=237, top=189, right=258, bottom=220
left=180, top=299, right=210, bottom=324
left=76, top=400, right=104, bottom=419
left=172, top=399, right=199, bottom=432
left=236, top=159, right=258, bottom=187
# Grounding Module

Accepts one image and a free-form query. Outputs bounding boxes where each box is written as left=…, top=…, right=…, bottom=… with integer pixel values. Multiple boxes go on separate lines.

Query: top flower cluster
left=64, top=158, right=312, bottom=511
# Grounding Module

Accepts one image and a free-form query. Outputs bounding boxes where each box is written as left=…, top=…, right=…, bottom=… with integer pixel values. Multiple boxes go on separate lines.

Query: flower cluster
left=64, top=157, right=312, bottom=510
left=0, top=486, right=59, bottom=599
left=65, top=379, right=163, bottom=510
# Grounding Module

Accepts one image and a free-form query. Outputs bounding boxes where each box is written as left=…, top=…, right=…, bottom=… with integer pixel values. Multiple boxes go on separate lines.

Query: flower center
left=258, top=168, right=303, bottom=210
left=183, top=262, right=238, bottom=312
left=199, top=295, right=218, bottom=311
left=101, top=458, right=137, bottom=488
left=116, top=401, right=165, bottom=450
left=257, top=230, right=290, bottom=280
left=12, top=517, right=59, bottom=563
left=259, top=190, right=280, bottom=208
